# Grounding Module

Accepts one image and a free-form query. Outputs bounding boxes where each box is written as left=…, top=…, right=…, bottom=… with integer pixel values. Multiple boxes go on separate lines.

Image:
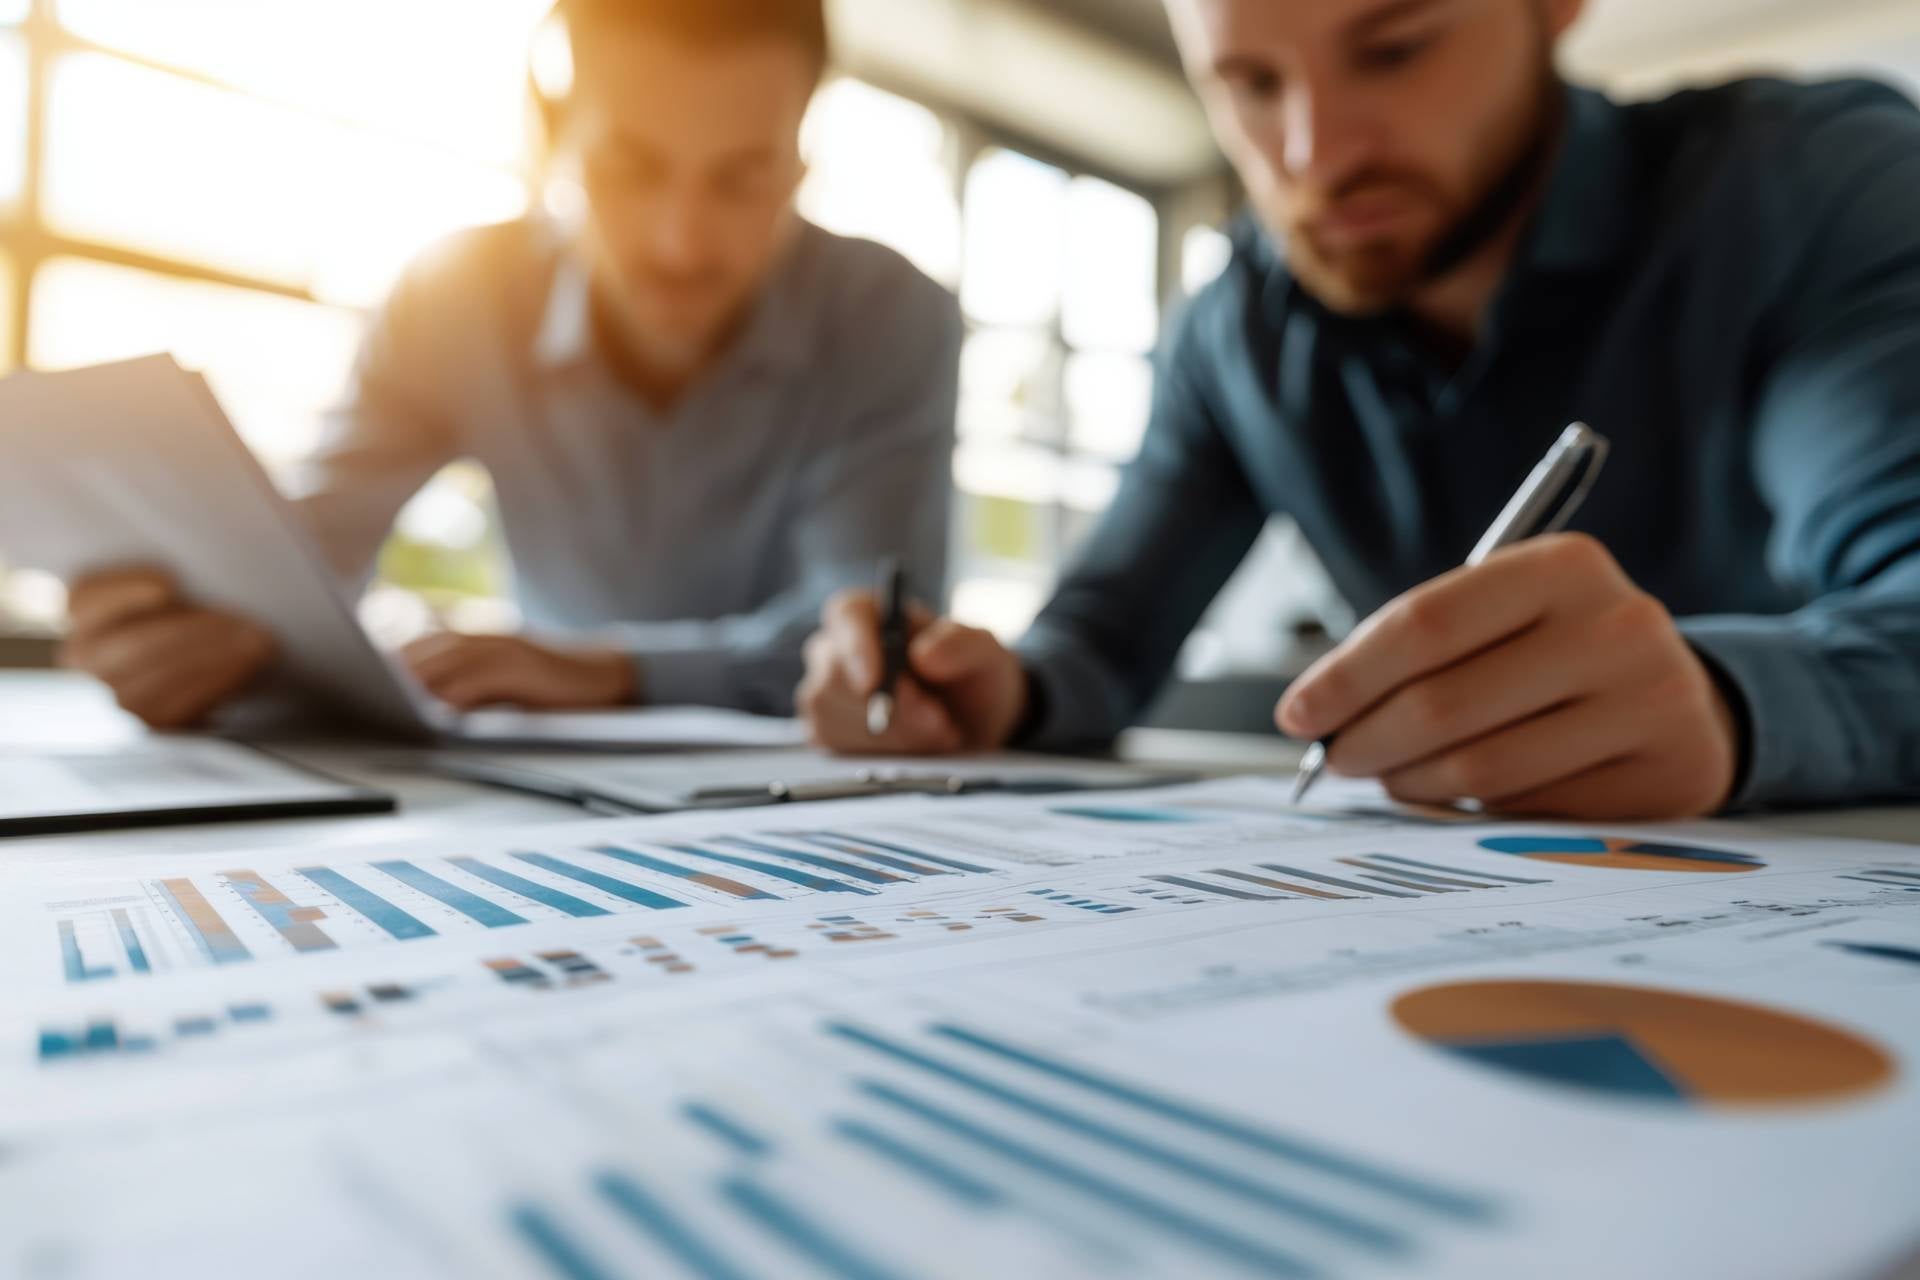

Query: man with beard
left=797, top=0, right=1920, bottom=817
left=58, top=0, right=959, bottom=725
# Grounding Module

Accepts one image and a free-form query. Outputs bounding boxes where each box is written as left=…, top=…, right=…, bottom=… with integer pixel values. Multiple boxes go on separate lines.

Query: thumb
left=908, top=619, right=1005, bottom=685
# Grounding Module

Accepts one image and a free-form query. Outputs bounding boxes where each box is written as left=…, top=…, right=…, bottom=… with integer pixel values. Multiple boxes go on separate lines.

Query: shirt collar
left=1519, top=83, right=1639, bottom=275
left=532, top=220, right=820, bottom=378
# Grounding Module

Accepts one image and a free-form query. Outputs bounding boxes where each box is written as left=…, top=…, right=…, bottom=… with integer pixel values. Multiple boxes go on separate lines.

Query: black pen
left=1291, top=422, right=1612, bottom=805
left=866, top=556, right=909, bottom=737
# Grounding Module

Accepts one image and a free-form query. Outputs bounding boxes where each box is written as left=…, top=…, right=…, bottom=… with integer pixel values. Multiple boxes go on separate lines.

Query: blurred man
left=799, top=0, right=1920, bottom=818
left=62, top=0, right=960, bottom=726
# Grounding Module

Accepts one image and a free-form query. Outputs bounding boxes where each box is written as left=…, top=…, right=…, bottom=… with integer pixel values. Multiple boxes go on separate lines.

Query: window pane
left=1183, top=224, right=1233, bottom=296
left=1065, top=351, right=1152, bottom=461
left=960, top=328, right=1060, bottom=445
left=44, top=54, right=529, bottom=306
left=950, top=575, right=1045, bottom=641
left=56, top=0, right=548, bottom=166
left=1063, top=175, right=1159, bottom=353
left=800, top=79, right=961, bottom=288
left=962, top=149, right=1067, bottom=328
left=29, top=258, right=365, bottom=473
left=0, top=252, right=12, bottom=373
left=0, top=35, right=24, bottom=212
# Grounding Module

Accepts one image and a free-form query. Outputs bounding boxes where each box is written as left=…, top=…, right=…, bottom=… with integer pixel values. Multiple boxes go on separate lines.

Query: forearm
left=1680, top=581, right=1920, bottom=809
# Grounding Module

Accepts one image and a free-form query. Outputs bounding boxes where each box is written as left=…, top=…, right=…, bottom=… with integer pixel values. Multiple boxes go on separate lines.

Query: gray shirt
left=293, top=218, right=961, bottom=715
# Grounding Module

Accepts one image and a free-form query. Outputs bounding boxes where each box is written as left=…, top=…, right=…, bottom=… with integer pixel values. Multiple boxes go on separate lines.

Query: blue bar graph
left=794, top=835, right=951, bottom=877
left=721, top=1176, right=906, bottom=1280
left=593, top=846, right=780, bottom=901
left=1365, top=853, right=1547, bottom=885
left=929, top=1024, right=1495, bottom=1220
left=1826, top=940, right=1920, bottom=967
left=1147, top=875, right=1290, bottom=902
left=511, top=1204, right=618, bottom=1280
left=447, top=857, right=613, bottom=918
left=39, top=1030, right=81, bottom=1061
left=683, top=1102, right=774, bottom=1158
left=832, top=1119, right=1004, bottom=1210
left=859, top=1080, right=1315, bottom=1278
left=157, top=879, right=252, bottom=964
left=224, top=870, right=339, bottom=952
left=59, top=920, right=113, bottom=982
left=1260, top=863, right=1417, bottom=900
left=595, top=1171, right=753, bottom=1280
left=372, top=861, right=529, bottom=928
left=511, top=854, right=687, bottom=911
left=298, top=867, right=439, bottom=940
left=830, top=1024, right=1404, bottom=1253
left=717, top=837, right=904, bottom=885
left=110, top=909, right=152, bottom=973
left=814, top=832, right=995, bottom=875
left=666, top=844, right=872, bottom=895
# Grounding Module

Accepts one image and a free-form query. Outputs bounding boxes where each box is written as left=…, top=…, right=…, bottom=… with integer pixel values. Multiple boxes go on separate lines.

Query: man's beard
left=1283, top=66, right=1566, bottom=317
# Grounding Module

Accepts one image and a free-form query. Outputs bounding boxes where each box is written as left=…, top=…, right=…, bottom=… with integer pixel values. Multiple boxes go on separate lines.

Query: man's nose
left=648, top=192, right=712, bottom=268
left=1280, top=77, right=1371, bottom=190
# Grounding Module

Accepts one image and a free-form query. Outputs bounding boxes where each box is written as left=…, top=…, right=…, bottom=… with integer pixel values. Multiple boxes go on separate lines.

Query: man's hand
left=797, top=589, right=1029, bottom=754
left=402, top=634, right=638, bottom=711
left=1277, top=534, right=1741, bottom=820
left=60, top=568, right=276, bottom=730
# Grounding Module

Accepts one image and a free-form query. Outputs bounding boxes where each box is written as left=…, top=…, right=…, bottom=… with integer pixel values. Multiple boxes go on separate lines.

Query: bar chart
left=50, top=825, right=1010, bottom=983
left=500, top=1016, right=1500, bottom=1280
left=1122, top=852, right=1550, bottom=906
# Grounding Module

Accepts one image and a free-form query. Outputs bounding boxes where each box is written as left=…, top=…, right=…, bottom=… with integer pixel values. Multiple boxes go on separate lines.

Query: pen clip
left=1467, top=422, right=1612, bottom=565
left=1529, top=428, right=1610, bottom=539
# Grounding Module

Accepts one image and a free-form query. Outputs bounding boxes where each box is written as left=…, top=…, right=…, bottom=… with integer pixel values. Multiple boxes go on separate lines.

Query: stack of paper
left=2, top=777, right=1917, bottom=1278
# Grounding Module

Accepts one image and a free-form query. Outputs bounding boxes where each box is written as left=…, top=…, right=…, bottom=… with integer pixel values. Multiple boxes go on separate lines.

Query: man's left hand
left=1277, top=534, right=1741, bottom=820
left=402, top=633, right=638, bottom=711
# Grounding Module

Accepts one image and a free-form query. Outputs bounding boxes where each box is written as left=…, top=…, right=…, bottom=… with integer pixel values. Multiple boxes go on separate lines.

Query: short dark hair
left=557, top=0, right=829, bottom=72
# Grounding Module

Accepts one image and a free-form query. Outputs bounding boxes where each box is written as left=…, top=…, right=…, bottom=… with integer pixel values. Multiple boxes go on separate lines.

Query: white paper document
left=0, top=738, right=390, bottom=834
left=434, top=746, right=1176, bottom=811
left=2, top=778, right=1918, bottom=1279
left=449, top=706, right=807, bottom=750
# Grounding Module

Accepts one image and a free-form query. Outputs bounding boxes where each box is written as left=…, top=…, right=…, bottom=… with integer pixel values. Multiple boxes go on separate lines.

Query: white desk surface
left=2, top=670, right=1915, bottom=868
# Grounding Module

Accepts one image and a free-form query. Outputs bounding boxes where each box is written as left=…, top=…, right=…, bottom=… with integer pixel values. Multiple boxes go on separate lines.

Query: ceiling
left=1020, top=0, right=1182, bottom=68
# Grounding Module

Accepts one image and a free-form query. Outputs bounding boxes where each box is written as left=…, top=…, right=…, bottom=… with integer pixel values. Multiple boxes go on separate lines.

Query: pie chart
left=1477, top=835, right=1764, bottom=874
left=1392, top=980, right=1894, bottom=1107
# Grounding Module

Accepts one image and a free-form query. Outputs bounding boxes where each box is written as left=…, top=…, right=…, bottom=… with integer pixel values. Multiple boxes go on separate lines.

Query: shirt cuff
left=1677, top=615, right=1856, bottom=810
left=1011, top=636, right=1128, bottom=751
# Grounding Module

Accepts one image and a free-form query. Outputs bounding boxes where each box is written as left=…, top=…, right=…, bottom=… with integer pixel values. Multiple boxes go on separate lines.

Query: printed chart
left=1391, top=979, right=1895, bottom=1106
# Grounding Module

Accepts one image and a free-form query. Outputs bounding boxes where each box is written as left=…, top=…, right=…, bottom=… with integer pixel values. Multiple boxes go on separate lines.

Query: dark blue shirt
left=1019, top=78, right=1920, bottom=809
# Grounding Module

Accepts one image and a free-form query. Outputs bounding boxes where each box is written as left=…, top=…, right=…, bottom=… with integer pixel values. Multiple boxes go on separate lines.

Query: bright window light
left=29, top=257, right=365, bottom=474
left=0, top=251, right=12, bottom=373
left=960, top=328, right=1059, bottom=444
left=0, top=0, right=23, bottom=23
left=55, top=0, right=550, bottom=167
left=44, top=53, right=529, bottom=307
left=800, top=79, right=961, bottom=287
left=1063, top=175, right=1159, bottom=353
left=1183, top=224, right=1233, bottom=295
left=962, top=149, right=1068, bottom=328
left=1065, top=351, right=1153, bottom=460
left=0, top=35, right=23, bottom=211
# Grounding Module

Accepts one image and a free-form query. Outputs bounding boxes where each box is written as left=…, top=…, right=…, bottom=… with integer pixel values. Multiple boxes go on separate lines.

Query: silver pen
left=1291, top=422, right=1612, bottom=805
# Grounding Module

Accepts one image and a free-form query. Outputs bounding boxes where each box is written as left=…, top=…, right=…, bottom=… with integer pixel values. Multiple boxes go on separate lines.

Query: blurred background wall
left=0, top=0, right=1915, bottom=678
